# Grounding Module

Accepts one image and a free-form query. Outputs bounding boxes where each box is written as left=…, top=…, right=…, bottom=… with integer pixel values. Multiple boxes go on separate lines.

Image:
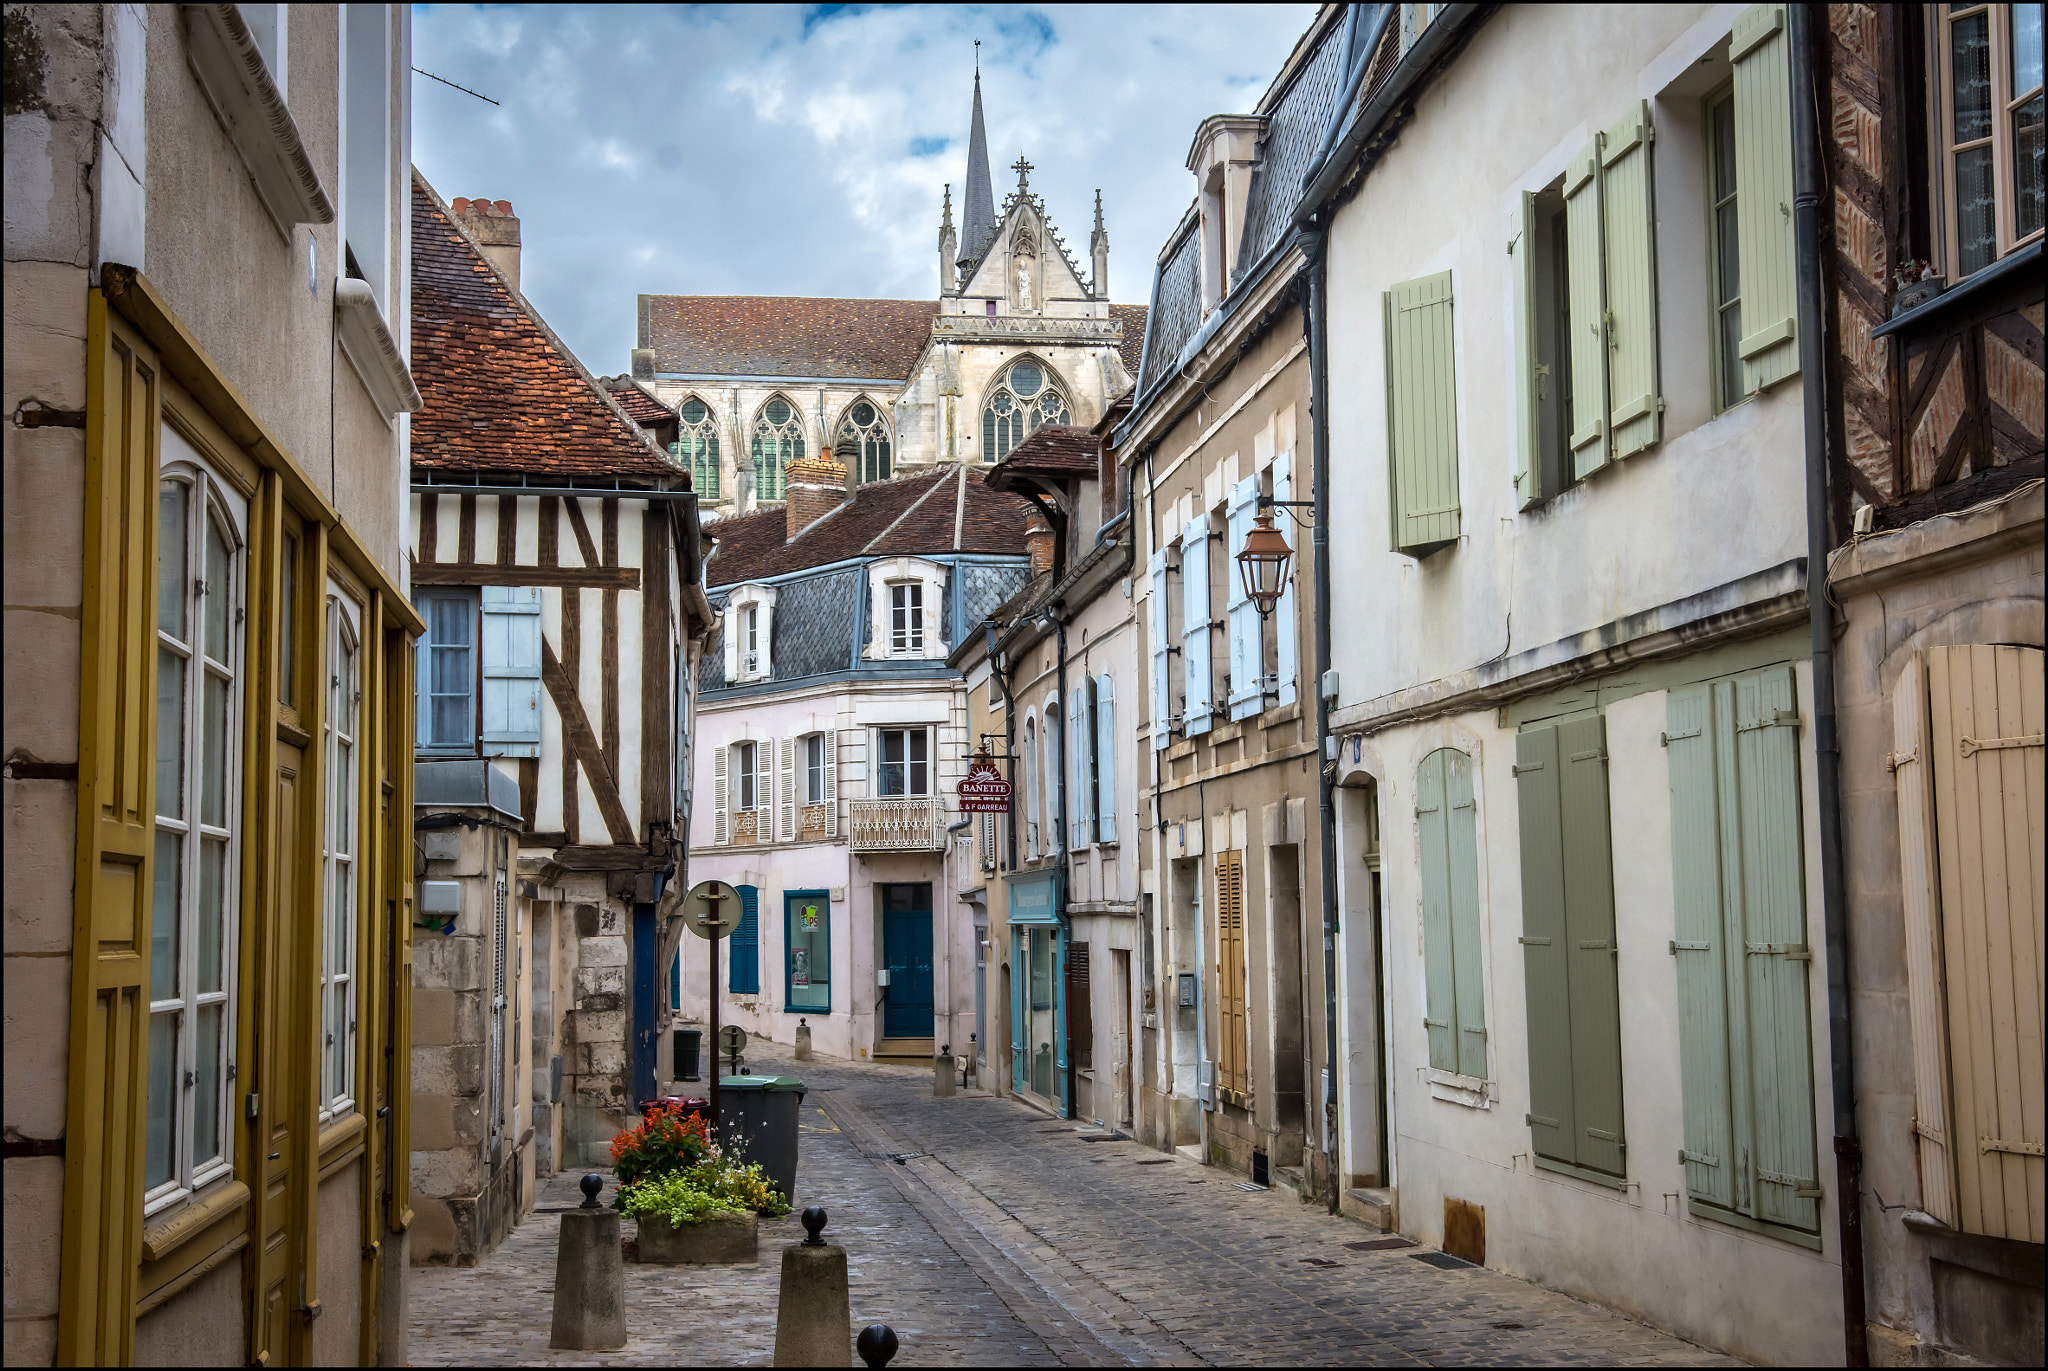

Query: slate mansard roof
left=639, top=295, right=942, bottom=382
left=411, top=174, right=679, bottom=480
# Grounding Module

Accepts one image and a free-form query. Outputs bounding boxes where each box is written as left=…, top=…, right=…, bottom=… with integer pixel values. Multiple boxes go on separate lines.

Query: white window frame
left=1022, top=711, right=1041, bottom=859
left=744, top=604, right=761, bottom=675
left=876, top=727, right=930, bottom=798
left=805, top=733, right=826, bottom=805
left=319, top=587, right=365, bottom=1124
left=737, top=740, right=760, bottom=811
left=865, top=557, right=947, bottom=660
left=1043, top=690, right=1064, bottom=855
left=147, top=444, right=247, bottom=1214
left=890, top=582, right=925, bottom=655
left=1931, top=4, right=2046, bottom=279
left=724, top=583, right=778, bottom=683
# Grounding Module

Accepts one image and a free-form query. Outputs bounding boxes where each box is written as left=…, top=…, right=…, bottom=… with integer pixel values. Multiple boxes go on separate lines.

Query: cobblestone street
left=408, top=1044, right=1744, bottom=1366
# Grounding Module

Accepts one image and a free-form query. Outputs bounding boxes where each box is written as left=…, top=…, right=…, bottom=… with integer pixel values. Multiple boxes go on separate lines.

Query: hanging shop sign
left=957, top=758, right=1014, bottom=813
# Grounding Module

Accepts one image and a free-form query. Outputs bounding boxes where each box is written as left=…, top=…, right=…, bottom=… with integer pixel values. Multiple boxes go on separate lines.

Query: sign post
left=683, top=881, right=741, bottom=1137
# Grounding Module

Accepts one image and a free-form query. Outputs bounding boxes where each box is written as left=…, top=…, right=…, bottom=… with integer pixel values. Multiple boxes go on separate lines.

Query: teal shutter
left=1226, top=476, right=1262, bottom=720
left=1600, top=102, right=1663, bottom=460
left=1416, top=751, right=1458, bottom=1073
left=1730, top=4, right=1800, bottom=391
left=730, top=885, right=760, bottom=995
left=1666, top=684, right=1737, bottom=1209
left=1516, top=724, right=1577, bottom=1163
left=1559, top=714, right=1626, bottom=1177
left=1445, top=749, right=1487, bottom=1080
left=480, top=585, right=542, bottom=756
left=1733, top=666, right=1818, bottom=1231
left=1563, top=140, right=1609, bottom=481
left=1272, top=452, right=1299, bottom=707
left=1384, top=271, right=1461, bottom=556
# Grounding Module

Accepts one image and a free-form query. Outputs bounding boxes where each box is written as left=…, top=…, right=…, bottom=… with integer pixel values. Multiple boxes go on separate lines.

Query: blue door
left=880, top=884, right=934, bottom=1039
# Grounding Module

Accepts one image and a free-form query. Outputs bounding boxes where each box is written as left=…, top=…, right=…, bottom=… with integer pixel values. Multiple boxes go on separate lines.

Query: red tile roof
left=410, top=175, right=679, bottom=481
left=703, top=466, right=1033, bottom=587
left=607, top=380, right=675, bottom=429
left=639, top=295, right=941, bottom=381
left=1107, top=303, right=1149, bottom=377
left=986, top=424, right=1099, bottom=489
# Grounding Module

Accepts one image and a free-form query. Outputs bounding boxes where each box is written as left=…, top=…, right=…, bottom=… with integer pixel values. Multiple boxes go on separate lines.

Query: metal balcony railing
left=848, top=797, right=947, bottom=853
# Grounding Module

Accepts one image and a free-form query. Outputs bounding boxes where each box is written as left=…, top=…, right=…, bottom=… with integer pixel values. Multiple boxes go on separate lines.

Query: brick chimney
left=1025, top=516, right=1054, bottom=578
left=451, top=196, right=522, bottom=293
left=785, top=455, right=849, bottom=542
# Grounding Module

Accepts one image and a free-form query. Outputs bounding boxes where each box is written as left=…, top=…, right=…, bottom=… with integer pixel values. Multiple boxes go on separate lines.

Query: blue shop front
left=1008, top=869, right=1066, bottom=1115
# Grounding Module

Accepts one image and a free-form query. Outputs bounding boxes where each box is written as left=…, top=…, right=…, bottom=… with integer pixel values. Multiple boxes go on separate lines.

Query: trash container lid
left=719, top=1074, right=806, bottom=1091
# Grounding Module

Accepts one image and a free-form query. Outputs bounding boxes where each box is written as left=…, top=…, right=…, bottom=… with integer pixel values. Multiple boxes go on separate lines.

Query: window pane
left=909, top=730, right=928, bottom=763
left=1711, top=95, right=1738, bottom=203
left=431, top=694, right=470, bottom=747
left=1952, top=10, right=1993, bottom=143
left=431, top=596, right=471, bottom=649
left=152, top=828, right=181, bottom=997
left=193, top=1002, right=222, bottom=1166
left=2015, top=4, right=2044, bottom=97
left=1956, top=143, right=1998, bottom=274
left=1009, top=361, right=1043, bottom=398
left=2017, top=92, right=2045, bottom=240
left=766, top=397, right=791, bottom=425
left=332, top=863, right=352, bottom=979
left=681, top=397, right=708, bottom=423
left=198, top=837, right=226, bottom=995
left=1719, top=300, right=1745, bottom=412
left=156, top=647, right=186, bottom=819
left=201, top=671, right=228, bottom=827
left=204, top=515, right=232, bottom=664
left=158, top=482, right=188, bottom=639
left=430, top=641, right=469, bottom=695
left=145, top=1011, right=178, bottom=1190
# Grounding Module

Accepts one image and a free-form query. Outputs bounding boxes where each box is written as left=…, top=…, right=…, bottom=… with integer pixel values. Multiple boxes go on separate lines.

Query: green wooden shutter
left=1599, top=101, right=1663, bottom=460
left=1445, top=749, right=1488, bottom=1080
left=1513, top=190, right=1547, bottom=510
left=1516, top=725, right=1576, bottom=1163
left=1666, top=685, right=1737, bottom=1208
left=1562, top=141, right=1609, bottom=481
left=1730, top=4, right=1800, bottom=391
left=1384, top=271, right=1461, bottom=556
left=1416, top=750, right=1458, bottom=1072
left=1733, top=665, right=1819, bottom=1231
left=1559, top=714, right=1626, bottom=1176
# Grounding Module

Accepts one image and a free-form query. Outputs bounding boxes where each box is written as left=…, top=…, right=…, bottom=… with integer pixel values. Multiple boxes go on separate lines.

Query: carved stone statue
left=1015, top=254, right=1035, bottom=311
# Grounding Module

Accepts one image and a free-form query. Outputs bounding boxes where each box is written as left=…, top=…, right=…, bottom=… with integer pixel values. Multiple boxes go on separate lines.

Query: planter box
left=635, top=1210, right=758, bottom=1265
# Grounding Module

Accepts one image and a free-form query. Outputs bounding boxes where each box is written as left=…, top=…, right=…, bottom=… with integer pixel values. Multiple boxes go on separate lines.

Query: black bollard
left=857, top=1324, right=899, bottom=1368
left=800, top=1205, right=828, bottom=1246
left=579, top=1172, right=604, bottom=1208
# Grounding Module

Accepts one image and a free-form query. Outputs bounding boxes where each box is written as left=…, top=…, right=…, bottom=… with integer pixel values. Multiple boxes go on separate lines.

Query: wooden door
left=253, top=738, right=303, bottom=1366
left=1215, top=851, right=1248, bottom=1096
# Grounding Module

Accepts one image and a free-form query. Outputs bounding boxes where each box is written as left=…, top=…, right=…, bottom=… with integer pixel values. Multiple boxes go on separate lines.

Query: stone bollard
left=550, top=1175, right=626, bottom=1351
left=773, top=1207, right=850, bottom=1368
left=794, top=1017, right=813, bottom=1061
left=933, top=1053, right=956, bottom=1098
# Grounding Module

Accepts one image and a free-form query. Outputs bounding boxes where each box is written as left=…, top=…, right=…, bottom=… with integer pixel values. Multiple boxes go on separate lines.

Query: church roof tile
left=639, top=295, right=941, bottom=381
left=410, top=175, right=678, bottom=481
left=985, top=424, right=1099, bottom=488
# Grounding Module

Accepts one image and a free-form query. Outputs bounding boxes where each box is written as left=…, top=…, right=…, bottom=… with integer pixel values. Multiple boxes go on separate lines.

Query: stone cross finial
left=1012, top=156, right=1033, bottom=190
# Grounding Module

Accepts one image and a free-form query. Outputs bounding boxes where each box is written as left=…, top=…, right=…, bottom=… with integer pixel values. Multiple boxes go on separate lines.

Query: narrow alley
left=409, top=1045, right=1741, bottom=1367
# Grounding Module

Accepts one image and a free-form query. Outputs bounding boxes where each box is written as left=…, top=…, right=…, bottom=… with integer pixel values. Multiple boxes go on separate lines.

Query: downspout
left=1790, top=7, right=1866, bottom=1365
left=1051, top=606, right=1075, bottom=1120
left=1304, top=227, right=1342, bottom=1215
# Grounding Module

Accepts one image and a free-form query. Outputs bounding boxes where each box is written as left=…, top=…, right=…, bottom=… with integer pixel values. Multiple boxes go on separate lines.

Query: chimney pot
left=1025, top=519, right=1054, bottom=578
left=784, top=455, right=850, bottom=543
left=451, top=194, right=523, bottom=294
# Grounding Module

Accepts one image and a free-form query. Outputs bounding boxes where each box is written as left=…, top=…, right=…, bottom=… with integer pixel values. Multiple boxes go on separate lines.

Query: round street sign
left=720, top=1024, right=748, bottom=1057
left=682, top=880, right=743, bottom=940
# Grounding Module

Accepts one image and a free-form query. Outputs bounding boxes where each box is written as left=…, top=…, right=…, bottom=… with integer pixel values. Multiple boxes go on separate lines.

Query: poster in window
left=791, top=949, right=810, bottom=987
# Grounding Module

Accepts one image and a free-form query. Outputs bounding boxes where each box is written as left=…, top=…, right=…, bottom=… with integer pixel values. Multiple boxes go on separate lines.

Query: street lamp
left=1235, top=510, right=1294, bottom=618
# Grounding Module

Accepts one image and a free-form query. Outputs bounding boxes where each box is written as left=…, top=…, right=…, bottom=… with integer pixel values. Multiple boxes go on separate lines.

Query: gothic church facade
left=630, top=74, right=1146, bottom=516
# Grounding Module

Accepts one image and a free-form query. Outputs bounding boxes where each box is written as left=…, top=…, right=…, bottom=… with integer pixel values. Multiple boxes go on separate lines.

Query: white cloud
left=412, top=3, right=1318, bottom=372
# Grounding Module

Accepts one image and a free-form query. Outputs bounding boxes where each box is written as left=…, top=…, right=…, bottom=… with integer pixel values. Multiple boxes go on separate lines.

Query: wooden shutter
left=1563, top=139, right=1610, bottom=481
left=1066, top=942, right=1094, bottom=1071
left=479, top=585, right=541, bottom=755
left=1226, top=477, right=1261, bottom=720
left=757, top=740, right=773, bottom=828
left=712, top=744, right=728, bottom=845
left=823, top=729, right=838, bottom=837
left=1730, top=3, right=1800, bottom=392
left=777, top=736, right=796, bottom=841
left=1071, top=691, right=1089, bottom=848
left=1445, top=749, right=1488, bottom=1080
left=730, top=886, right=760, bottom=995
left=1559, top=714, right=1626, bottom=1177
left=1512, top=190, right=1548, bottom=510
left=1892, top=652, right=1957, bottom=1226
left=1924, top=645, right=2046, bottom=1242
left=1666, top=683, right=1739, bottom=1210
left=1516, top=725, right=1577, bottom=1164
left=1384, top=270, right=1462, bottom=556
left=1600, top=101, right=1662, bottom=460
left=1417, top=751, right=1459, bottom=1072
left=1181, top=518, right=1213, bottom=736
left=1149, top=549, right=1172, bottom=750
left=1272, top=452, right=1299, bottom=707
left=1095, top=673, right=1117, bottom=844
left=60, top=296, right=159, bottom=1366
left=1215, top=849, right=1248, bottom=1094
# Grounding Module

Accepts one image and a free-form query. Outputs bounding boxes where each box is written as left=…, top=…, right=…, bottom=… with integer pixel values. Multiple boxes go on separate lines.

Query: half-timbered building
left=405, top=176, right=712, bottom=1265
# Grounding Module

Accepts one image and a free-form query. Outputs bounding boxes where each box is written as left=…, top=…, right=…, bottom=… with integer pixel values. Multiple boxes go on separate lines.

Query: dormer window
left=890, top=583, right=924, bottom=655
left=864, top=557, right=948, bottom=660
left=1186, top=115, right=1265, bottom=315
left=724, top=583, right=778, bottom=683
left=744, top=604, right=762, bottom=674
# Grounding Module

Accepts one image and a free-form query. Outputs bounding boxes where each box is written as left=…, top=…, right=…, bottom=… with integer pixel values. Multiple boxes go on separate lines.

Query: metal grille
left=848, top=798, right=948, bottom=851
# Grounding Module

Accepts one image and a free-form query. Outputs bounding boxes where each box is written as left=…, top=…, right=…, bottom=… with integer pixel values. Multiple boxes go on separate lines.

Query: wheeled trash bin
left=717, top=1074, right=806, bottom=1210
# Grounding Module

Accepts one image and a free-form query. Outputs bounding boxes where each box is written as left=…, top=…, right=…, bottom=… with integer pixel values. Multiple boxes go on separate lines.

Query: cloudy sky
left=410, top=4, right=1319, bottom=374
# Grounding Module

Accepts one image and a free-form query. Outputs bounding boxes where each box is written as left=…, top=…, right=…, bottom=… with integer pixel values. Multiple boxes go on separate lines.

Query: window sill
left=141, top=1175, right=250, bottom=1262
left=1531, top=1153, right=1627, bottom=1191
left=1425, top=1067, right=1493, bottom=1109
left=317, top=1109, right=367, bottom=1175
left=1260, top=701, right=1302, bottom=730
left=1687, top=1197, right=1823, bottom=1252
left=1871, top=238, right=2043, bottom=339
left=336, top=279, right=423, bottom=420
left=182, top=4, right=333, bottom=236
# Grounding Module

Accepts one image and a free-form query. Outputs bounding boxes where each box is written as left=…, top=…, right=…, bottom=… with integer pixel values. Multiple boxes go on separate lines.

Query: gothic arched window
left=837, top=397, right=892, bottom=485
left=981, top=358, right=1070, bottom=464
left=750, top=395, right=805, bottom=501
left=672, top=395, right=720, bottom=500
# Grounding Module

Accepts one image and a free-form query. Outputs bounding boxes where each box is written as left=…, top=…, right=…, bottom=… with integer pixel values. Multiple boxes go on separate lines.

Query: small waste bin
left=674, top=1027, right=703, bottom=1081
left=717, top=1074, right=806, bottom=1210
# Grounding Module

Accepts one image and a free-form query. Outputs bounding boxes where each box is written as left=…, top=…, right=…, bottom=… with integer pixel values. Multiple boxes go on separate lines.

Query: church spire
left=959, top=52, right=996, bottom=269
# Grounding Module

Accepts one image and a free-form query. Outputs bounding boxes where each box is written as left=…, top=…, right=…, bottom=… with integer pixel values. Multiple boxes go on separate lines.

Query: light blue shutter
left=1272, top=452, right=1299, bottom=708
left=1070, top=691, right=1089, bottom=849
left=1666, top=684, right=1737, bottom=1209
left=1149, top=550, right=1171, bottom=751
left=1226, top=476, right=1262, bottom=721
left=479, top=585, right=541, bottom=756
left=1181, top=518, right=1213, bottom=737
left=730, top=885, right=760, bottom=995
left=1416, top=751, right=1458, bottom=1072
left=1095, top=673, right=1117, bottom=844
left=1444, top=749, right=1487, bottom=1080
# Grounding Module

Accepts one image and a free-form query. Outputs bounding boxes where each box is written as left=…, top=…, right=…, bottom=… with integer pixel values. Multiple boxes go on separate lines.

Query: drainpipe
left=1049, top=605, right=1076, bottom=1121
left=1302, top=227, right=1342, bottom=1216
left=1790, top=7, right=1866, bottom=1364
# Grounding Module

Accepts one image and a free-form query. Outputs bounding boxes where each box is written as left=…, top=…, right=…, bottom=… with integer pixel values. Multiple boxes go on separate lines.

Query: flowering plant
left=607, top=1103, right=792, bottom=1221
left=608, top=1102, right=711, bottom=1190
